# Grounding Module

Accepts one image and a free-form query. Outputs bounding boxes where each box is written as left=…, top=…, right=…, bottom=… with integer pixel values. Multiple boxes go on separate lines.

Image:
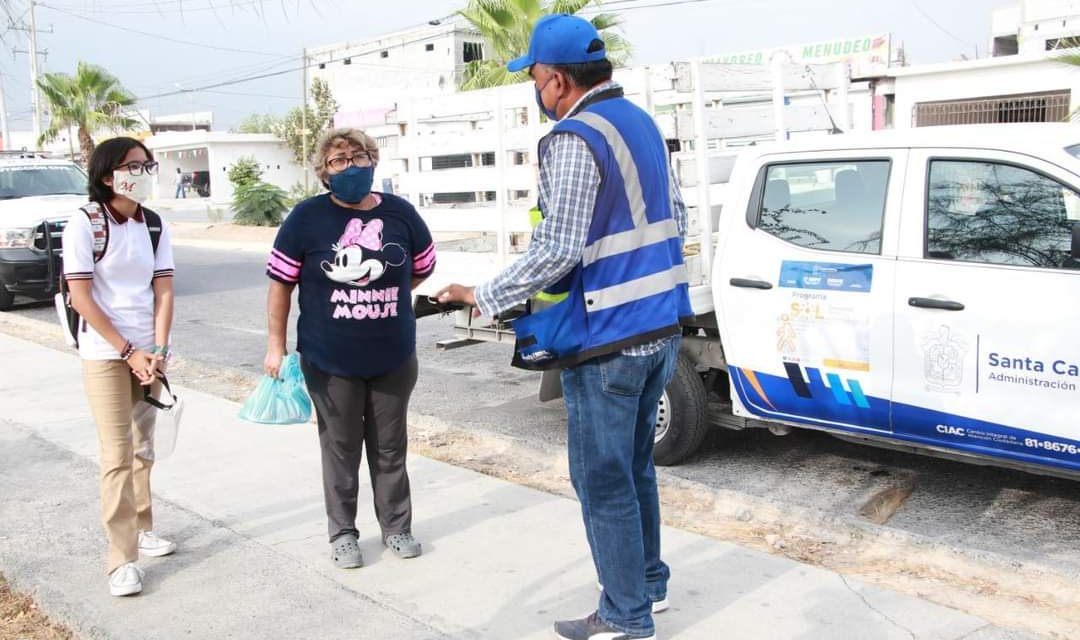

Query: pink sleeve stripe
left=271, top=248, right=302, bottom=268
left=413, top=244, right=435, bottom=263
left=267, top=265, right=299, bottom=283
left=413, top=252, right=437, bottom=273
left=268, top=254, right=301, bottom=278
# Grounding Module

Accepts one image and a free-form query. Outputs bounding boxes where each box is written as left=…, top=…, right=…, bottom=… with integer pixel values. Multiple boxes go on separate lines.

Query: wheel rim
left=654, top=390, right=671, bottom=444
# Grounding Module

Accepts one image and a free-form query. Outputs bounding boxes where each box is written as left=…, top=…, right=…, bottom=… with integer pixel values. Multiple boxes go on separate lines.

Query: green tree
left=456, top=0, right=631, bottom=90
left=273, top=78, right=339, bottom=165
left=233, top=182, right=289, bottom=227
left=1054, top=38, right=1080, bottom=121
left=232, top=113, right=281, bottom=134
left=36, top=62, right=139, bottom=164
left=227, top=156, right=263, bottom=189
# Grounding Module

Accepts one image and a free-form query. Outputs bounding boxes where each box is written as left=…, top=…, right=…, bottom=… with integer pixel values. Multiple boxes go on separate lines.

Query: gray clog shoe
left=330, top=534, right=363, bottom=569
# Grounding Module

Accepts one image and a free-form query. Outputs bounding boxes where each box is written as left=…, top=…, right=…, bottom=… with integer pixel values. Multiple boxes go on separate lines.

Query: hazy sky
left=0, top=0, right=1012, bottom=130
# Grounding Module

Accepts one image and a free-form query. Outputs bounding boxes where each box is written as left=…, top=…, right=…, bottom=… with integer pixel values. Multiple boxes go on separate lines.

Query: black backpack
left=55, top=203, right=162, bottom=348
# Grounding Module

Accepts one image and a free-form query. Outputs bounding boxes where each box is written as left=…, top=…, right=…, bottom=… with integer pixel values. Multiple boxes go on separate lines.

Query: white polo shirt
left=62, top=203, right=175, bottom=360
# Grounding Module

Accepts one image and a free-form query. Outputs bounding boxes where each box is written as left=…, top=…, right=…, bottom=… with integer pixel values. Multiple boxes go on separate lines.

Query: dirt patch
left=0, top=574, right=73, bottom=640
left=0, top=314, right=1069, bottom=639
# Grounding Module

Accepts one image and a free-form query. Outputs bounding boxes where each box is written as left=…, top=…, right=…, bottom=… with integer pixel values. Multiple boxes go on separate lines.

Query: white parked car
left=0, top=155, right=88, bottom=310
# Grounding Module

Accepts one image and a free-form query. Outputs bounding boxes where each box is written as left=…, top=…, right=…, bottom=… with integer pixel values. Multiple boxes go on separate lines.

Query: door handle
left=908, top=297, right=964, bottom=311
left=730, top=278, right=773, bottom=290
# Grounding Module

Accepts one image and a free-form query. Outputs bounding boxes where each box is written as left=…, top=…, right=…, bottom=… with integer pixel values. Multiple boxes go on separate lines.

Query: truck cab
left=0, top=156, right=88, bottom=310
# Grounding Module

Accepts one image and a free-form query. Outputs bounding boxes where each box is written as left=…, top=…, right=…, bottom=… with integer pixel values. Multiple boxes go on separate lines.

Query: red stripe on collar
left=103, top=202, right=145, bottom=224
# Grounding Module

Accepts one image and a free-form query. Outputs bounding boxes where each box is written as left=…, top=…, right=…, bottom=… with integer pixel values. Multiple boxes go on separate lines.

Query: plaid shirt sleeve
left=670, top=160, right=688, bottom=237
left=473, top=133, right=599, bottom=318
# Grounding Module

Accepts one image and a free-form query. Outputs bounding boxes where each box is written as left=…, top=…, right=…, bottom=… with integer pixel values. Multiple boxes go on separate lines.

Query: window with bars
left=463, top=42, right=484, bottom=63
left=914, top=91, right=1071, bottom=127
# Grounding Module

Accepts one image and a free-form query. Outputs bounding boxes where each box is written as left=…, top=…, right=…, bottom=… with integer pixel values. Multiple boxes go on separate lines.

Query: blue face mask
left=328, top=165, right=374, bottom=204
left=535, top=75, right=560, bottom=121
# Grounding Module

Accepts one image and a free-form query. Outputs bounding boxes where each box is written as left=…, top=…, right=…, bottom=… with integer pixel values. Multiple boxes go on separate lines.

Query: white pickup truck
left=427, top=122, right=1080, bottom=479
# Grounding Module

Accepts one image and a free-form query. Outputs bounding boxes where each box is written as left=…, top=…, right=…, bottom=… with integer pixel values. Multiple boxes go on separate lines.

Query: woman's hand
left=126, top=350, right=156, bottom=385
left=264, top=346, right=286, bottom=379
left=144, top=351, right=166, bottom=381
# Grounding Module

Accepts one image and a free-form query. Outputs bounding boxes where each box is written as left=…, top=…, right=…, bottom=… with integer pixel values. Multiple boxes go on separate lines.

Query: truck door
left=714, top=150, right=906, bottom=434
left=893, top=149, right=1080, bottom=472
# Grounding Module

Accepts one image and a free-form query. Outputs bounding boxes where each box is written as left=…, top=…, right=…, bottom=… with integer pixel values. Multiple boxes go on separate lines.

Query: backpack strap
left=80, top=202, right=109, bottom=263
left=143, top=207, right=162, bottom=254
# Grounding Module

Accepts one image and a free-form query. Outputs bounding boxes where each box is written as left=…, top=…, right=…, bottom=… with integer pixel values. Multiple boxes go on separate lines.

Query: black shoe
left=553, top=611, right=656, bottom=640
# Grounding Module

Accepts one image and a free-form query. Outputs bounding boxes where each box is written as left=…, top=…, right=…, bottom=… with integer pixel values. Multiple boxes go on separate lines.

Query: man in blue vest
left=436, top=13, right=691, bottom=640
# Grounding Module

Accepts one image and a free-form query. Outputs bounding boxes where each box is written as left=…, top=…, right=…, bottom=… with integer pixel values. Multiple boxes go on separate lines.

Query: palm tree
left=1052, top=38, right=1080, bottom=121
left=457, top=0, right=632, bottom=90
left=37, top=62, right=139, bottom=163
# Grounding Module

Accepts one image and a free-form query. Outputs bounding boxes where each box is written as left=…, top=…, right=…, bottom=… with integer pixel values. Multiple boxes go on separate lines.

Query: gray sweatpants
left=301, top=353, right=418, bottom=542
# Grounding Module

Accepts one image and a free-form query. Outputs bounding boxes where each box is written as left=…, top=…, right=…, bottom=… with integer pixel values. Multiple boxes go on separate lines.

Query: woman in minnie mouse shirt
left=263, top=128, right=436, bottom=569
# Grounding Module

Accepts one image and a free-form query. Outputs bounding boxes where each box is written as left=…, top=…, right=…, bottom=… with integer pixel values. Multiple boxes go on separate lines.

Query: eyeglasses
left=326, top=152, right=373, bottom=172
left=115, top=161, right=159, bottom=176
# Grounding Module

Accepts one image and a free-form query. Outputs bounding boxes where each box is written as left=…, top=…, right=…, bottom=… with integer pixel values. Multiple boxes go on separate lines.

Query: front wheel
left=652, top=353, right=709, bottom=466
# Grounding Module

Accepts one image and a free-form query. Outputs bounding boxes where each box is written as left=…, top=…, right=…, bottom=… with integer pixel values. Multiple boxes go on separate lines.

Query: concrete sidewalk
left=0, top=332, right=1033, bottom=640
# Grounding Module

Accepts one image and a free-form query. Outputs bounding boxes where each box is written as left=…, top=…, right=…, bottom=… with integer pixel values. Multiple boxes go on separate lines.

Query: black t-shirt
left=267, top=193, right=436, bottom=378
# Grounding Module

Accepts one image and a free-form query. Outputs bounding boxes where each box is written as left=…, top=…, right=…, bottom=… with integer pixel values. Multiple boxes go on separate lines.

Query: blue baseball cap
left=506, top=14, right=607, bottom=73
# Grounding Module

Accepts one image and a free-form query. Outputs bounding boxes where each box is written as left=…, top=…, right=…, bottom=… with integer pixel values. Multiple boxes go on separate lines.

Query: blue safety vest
left=511, top=91, right=693, bottom=370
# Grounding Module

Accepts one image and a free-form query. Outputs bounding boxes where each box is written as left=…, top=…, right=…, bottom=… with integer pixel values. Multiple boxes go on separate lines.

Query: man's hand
left=434, top=284, right=477, bottom=307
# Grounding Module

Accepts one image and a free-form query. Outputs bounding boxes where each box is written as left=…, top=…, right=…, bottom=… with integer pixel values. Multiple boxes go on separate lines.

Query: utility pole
left=27, top=0, right=41, bottom=147
left=10, top=0, right=51, bottom=149
left=0, top=74, right=9, bottom=151
left=301, top=47, right=309, bottom=190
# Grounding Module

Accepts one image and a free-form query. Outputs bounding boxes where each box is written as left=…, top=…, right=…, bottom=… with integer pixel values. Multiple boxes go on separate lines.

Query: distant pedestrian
left=61, top=137, right=178, bottom=597
left=174, top=167, right=185, bottom=198
left=262, top=128, right=436, bottom=569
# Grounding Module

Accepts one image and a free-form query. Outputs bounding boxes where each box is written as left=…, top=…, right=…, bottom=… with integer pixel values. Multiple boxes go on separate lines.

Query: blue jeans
left=561, top=337, right=680, bottom=636
left=175, top=183, right=185, bottom=198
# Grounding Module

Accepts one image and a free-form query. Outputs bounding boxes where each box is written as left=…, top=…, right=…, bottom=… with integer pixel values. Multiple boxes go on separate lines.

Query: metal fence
left=914, top=91, right=1072, bottom=127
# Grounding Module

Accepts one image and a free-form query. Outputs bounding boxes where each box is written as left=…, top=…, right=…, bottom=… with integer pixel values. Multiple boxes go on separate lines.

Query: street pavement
left=0, top=332, right=1037, bottom=640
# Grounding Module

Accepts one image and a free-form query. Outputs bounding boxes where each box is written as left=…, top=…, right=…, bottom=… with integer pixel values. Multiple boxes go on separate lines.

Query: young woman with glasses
left=61, top=137, right=177, bottom=596
left=262, top=128, right=436, bottom=569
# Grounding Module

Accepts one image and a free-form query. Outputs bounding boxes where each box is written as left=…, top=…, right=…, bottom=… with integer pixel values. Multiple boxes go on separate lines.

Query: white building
left=878, top=53, right=1078, bottom=128
left=871, top=0, right=1080, bottom=128
left=309, top=20, right=486, bottom=116
left=992, top=0, right=1080, bottom=56
left=144, top=131, right=310, bottom=205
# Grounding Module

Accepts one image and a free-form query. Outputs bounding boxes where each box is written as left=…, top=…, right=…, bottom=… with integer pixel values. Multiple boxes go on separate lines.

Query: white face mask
left=112, top=171, right=152, bottom=203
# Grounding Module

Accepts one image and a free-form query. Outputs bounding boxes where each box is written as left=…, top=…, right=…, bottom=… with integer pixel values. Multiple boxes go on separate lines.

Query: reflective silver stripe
left=582, top=218, right=680, bottom=267
left=572, top=111, right=648, bottom=229
left=585, top=264, right=688, bottom=313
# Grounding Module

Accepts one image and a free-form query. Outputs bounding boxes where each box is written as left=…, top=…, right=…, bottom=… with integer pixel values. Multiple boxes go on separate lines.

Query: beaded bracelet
left=120, top=341, right=135, bottom=361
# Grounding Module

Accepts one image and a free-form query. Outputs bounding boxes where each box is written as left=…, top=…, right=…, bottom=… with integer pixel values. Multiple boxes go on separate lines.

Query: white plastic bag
left=134, top=375, right=183, bottom=461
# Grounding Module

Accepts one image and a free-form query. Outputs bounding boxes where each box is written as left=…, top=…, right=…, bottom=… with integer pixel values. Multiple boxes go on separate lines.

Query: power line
left=38, top=2, right=293, bottom=58
left=909, top=0, right=973, bottom=48
left=44, top=0, right=262, bottom=15
left=582, top=0, right=714, bottom=13
left=203, top=88, right=298, bottom=99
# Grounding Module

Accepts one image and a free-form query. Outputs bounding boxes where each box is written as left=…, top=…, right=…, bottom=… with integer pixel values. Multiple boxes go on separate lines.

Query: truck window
left=927, top=160, right=1079, bottom=270
left=0, top=165, right=87, bottom=200
left=757, top=160, right=889, bottom=255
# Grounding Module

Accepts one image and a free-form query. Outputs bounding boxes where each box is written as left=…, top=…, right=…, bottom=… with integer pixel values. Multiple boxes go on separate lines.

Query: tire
left=0, top=282, right=14, bottom=311
left=652, top=352, right=709, bottom=466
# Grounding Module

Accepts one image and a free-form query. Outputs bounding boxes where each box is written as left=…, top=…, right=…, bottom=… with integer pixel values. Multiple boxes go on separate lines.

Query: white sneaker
left=138, top=531, right=177, bottom=557
left=108, top=563, right=144, bottom=597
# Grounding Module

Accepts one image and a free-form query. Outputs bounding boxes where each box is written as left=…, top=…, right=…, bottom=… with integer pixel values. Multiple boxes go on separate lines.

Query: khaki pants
left=82, top=360, right=160, bottom=574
